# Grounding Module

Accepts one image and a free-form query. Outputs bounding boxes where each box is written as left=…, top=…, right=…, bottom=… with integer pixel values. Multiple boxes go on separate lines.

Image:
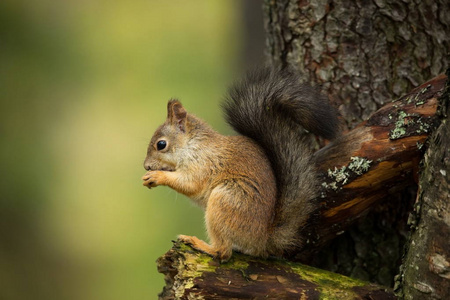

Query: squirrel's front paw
left=142, top=171, right=164, bottom=188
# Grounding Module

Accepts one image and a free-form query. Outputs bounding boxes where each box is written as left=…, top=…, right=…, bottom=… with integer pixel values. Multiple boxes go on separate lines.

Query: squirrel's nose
left=143, top=161, right=151, bottom=171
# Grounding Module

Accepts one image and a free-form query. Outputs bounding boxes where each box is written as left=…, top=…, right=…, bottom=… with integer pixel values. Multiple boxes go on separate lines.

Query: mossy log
left=157, top=241, right=395, bottom=299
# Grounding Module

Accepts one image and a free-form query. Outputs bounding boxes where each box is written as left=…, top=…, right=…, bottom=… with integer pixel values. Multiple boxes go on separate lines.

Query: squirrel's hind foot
left=178, top=235, right=232, bottom=263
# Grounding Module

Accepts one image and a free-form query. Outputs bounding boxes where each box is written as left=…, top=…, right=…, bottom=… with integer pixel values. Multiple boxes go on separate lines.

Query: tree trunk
left=398, top=69, right=450, bottom=299
left=264, top=0, right=449, bottom=125
left=263, top=0, right=450, bottom=288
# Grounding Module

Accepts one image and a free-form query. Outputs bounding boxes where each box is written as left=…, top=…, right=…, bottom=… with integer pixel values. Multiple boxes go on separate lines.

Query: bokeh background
left=0, top=1, right=265, bottom=299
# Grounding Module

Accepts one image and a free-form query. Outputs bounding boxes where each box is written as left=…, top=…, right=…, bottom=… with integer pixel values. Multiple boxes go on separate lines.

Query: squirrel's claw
left=142, top=172, right=157, bottom=188
left=142, top=181, right=154, bottom=189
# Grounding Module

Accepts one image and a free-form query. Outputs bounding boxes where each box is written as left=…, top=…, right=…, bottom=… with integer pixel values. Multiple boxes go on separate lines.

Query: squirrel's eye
left=156, top=140, right=167, bottom=151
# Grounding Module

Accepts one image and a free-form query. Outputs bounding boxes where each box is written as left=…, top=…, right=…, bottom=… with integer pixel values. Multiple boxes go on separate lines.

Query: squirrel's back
left=223, top=67, right=339, bottom=254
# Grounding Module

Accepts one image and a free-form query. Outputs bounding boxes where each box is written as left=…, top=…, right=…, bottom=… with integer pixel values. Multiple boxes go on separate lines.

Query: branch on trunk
left=293, top=73, right=447, bottom=260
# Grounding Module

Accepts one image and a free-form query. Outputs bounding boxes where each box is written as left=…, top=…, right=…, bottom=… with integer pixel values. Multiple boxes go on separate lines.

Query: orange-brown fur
left=143, top=101, right=277, bottom=261
left=143, top=67, right=339, bottom=261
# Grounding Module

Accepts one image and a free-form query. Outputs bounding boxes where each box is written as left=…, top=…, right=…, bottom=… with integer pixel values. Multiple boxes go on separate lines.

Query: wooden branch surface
left=157, top=241, right=395, bottom=300
left=294, top=73, right=447, bottom=259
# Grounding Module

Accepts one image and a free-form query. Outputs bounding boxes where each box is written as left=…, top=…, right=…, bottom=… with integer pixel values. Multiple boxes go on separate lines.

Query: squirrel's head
left=143, top=99, right=190, bottom=171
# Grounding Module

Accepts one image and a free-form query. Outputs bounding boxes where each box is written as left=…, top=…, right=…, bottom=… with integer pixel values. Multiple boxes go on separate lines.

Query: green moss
left=175, top=242, right=217, bottom=275
left=176, top=241, right=252, bottom=273
left=177, top=241, right=195, bottom=251
left=221, top=253, right=250, bottom=271
left=286, top=260, right=367, bottom=299
left=171, top=242, right=389, bottom=299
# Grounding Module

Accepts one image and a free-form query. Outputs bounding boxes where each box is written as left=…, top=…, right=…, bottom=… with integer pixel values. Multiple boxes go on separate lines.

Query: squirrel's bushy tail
left=223, top=66, right=339, bottom=253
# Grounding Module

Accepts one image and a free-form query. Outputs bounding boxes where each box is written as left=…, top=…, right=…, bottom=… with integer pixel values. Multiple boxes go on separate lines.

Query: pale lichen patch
left=390, top=110, right=410, bottom=139
left=322, top=157, right=372, bottom=191
left=348, top=156, right=373, bottom=175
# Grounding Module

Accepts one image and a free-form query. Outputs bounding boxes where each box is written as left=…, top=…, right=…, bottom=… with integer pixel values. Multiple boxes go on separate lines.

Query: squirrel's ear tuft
left=167, top=99, right=187, bottom=132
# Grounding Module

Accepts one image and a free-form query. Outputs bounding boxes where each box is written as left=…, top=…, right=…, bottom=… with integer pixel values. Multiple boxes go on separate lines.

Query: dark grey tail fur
left=223, top=66, right=339, bottom=253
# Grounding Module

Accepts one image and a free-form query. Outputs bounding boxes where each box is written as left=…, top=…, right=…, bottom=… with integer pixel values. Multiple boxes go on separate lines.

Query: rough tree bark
left=263, top=0, right=450, bottom=288
left=264, top=0, right=449, bottom=125
left=397, top=70, right=450, bottom=299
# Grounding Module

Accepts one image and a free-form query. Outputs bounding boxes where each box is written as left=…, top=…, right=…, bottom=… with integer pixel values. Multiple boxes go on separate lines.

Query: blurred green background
left=0, top=0, right=265, bottom=299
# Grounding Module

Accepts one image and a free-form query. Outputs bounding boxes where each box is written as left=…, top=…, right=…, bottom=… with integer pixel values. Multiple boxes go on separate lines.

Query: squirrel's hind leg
left=177, top=187, right=235, bottom=262
left=178, top=235, right=232, bottom=263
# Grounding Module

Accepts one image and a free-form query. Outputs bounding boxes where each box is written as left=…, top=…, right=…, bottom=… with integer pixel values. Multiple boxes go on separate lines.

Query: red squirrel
left=142, top=67, right=339, bottom=261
